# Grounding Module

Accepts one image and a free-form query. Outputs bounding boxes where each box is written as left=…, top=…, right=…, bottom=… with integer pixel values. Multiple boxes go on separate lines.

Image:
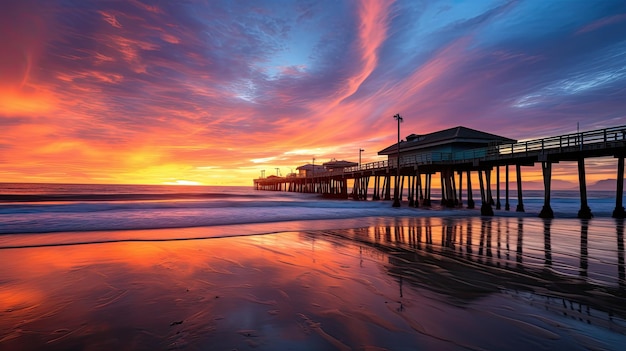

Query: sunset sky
left=1, top=0, right=625, bottom=185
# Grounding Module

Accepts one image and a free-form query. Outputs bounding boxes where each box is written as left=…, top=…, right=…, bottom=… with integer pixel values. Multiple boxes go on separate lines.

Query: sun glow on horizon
left=163, top=180, right=203, bottom=186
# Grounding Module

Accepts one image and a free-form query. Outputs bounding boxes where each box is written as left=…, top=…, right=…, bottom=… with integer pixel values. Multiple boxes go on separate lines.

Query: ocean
left=0, top=182, right=622, bottom=236
left=1, top=183, right=625, bottom=350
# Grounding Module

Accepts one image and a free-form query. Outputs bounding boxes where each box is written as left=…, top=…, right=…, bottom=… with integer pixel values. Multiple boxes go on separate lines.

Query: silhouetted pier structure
left=254, top=124, right=626, bottom=219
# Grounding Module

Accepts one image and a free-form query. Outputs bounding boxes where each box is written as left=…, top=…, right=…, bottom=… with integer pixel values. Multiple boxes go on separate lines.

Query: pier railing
left=342, top=124, right=626, bottom=173
left=493, top=125, right=626, bottom=156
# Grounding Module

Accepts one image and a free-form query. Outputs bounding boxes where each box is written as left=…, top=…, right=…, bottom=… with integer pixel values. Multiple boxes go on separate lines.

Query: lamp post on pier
left=393, top=113, right=403, bottom=207
left=359, top=148, right=364, bottom=169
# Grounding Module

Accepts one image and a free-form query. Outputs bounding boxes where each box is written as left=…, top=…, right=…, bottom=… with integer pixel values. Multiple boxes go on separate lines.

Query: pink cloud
left=576, top=13, right=626, bottom=34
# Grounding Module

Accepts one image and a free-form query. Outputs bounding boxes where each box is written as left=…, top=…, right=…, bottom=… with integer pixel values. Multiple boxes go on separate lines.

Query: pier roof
left=296, top=164, right=326, bottom=172
left=378, top=126, right=516, bottom=155
left=322, top=160, right=358, bottom=169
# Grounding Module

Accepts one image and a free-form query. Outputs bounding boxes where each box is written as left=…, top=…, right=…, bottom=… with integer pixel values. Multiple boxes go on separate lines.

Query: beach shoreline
left=1, top=217, right=625, bottom=350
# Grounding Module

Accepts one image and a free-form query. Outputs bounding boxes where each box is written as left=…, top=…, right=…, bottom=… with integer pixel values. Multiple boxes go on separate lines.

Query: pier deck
left=254, top=125, right=626, bottom=218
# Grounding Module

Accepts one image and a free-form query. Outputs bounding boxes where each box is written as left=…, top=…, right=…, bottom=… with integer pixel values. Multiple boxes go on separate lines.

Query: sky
left=1, top=0, right=626, bottom=186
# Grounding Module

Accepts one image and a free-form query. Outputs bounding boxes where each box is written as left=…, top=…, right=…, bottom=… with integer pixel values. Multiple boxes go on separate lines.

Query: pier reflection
left=339, top=216, right=626, bottom=326
left=618, top=219, right=625, bottom=285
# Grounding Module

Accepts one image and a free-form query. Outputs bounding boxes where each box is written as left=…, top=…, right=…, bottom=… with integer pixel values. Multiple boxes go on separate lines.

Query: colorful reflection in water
left=0, top=217, right=625, bottom=350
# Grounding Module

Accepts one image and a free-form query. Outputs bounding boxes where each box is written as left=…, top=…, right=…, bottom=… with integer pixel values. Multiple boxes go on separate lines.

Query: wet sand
left=1, top=217, right=625, bottom=350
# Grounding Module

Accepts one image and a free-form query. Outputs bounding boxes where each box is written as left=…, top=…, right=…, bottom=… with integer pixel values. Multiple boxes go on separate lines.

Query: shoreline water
left=1, top=184, right=625, bottom=349
left=0, top=183, right=622, bottom=235
left=1, top=219, right=625, bottom=350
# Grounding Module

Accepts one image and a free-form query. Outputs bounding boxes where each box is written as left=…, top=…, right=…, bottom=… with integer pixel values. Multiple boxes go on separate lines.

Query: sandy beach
left=1, top=216, right=625, bottom=350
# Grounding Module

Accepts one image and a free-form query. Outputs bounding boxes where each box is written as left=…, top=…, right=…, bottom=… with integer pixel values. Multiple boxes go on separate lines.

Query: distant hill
left=494, top=179, right=624, bottom=191
left=501, top=179, right=577, bottom=191
left=589, top=179, right=626, bottom=191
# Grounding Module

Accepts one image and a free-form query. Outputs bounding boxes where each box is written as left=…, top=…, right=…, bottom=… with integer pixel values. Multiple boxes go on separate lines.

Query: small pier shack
left=253, top=124, right=626, bottom=219
left=378, top=126, right=516, bottom=211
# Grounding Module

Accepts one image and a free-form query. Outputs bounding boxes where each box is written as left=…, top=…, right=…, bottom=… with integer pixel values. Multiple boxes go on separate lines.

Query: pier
left=254, top=125, right=626, bottom=219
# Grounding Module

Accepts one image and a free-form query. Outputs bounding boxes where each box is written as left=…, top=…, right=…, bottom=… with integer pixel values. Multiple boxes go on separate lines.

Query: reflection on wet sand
left=618, top=219, right=625, bottom=284
left=0, top=218, right=625, bottom=350
left=331, top=217, right=626, bottom=331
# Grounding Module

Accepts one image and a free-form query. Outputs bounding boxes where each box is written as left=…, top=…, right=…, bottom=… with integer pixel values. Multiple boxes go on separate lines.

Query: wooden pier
left=254, top=125, right=626, bottom=219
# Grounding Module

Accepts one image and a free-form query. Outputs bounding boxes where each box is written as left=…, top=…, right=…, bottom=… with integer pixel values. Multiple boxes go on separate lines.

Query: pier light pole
left=359, top=148, right=364, bottom=168
left=393, top=113, right=403, bottom=207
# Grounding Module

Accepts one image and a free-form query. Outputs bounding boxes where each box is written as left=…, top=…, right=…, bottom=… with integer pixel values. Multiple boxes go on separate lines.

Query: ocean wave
left=0, top=186, right=622, bottom=235
left=0, top=201, right=436, bottom=234
left=0, top=192, right=262, bottom=203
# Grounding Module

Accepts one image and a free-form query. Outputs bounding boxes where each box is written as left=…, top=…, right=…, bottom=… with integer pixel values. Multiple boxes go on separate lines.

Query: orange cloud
left=0, top=88, right=57, bottom=116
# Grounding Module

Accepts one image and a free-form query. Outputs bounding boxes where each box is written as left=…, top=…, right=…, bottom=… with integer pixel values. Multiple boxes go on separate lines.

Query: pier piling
left=516, top=164, right=525, bottom=213
left=384, top=173, right=391, bottom=201
left=613, top=156, right=625, bottom=219
left=479, top=169, right=494, bottom=216
left=539, top=161, right=555, bottom=218
left=466, top=170, right=475, bottom=209
left=505, top=165, right=510, bottom=211
left=496, top=166, right=501, bottom=210
left=577, top=158, right=593, bottom=219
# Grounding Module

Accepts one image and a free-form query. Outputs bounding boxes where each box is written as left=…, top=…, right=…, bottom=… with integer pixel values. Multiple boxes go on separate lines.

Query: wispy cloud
left=0, top=0, right=625, bottom=184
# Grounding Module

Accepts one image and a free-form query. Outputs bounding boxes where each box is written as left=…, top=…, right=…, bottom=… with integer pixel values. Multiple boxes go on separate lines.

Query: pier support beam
left=577, top=158, right=593, bottom=219
left=408, top=175, right=415, bottom=207
left=393, top=171, right=401, bottom=207
left=442, top=169, right=456, bottom=208
left=539, top=161, right=554, bottom=218
left=399, top=176, right=405, bottom=203
left=384, top=173, right=391, bottom=201
left=414, top=172, right=421, bottom=207
left=417, top=170, right=426, bottom=201
left=466, top=170, right=474, bottom=209
left=486, top=168, right=494, bottom=206
left=423, top=173, right=432, bottom=206
left=516, top=164, right=525, bottom=212
left=496, top=166, right=501, bottom=210
left=451, top=170, right=458, bottom=207
left=505, top=165, right=510, bottom=211
left=457, top=171, right=463, bottom=208
left=372, top=176, right=380, bottom=200
left=440, top=172, right=446, bottom=206
left=613, top=156, right=625, bottom=219
left=479, top=170, right=494, bottom=216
